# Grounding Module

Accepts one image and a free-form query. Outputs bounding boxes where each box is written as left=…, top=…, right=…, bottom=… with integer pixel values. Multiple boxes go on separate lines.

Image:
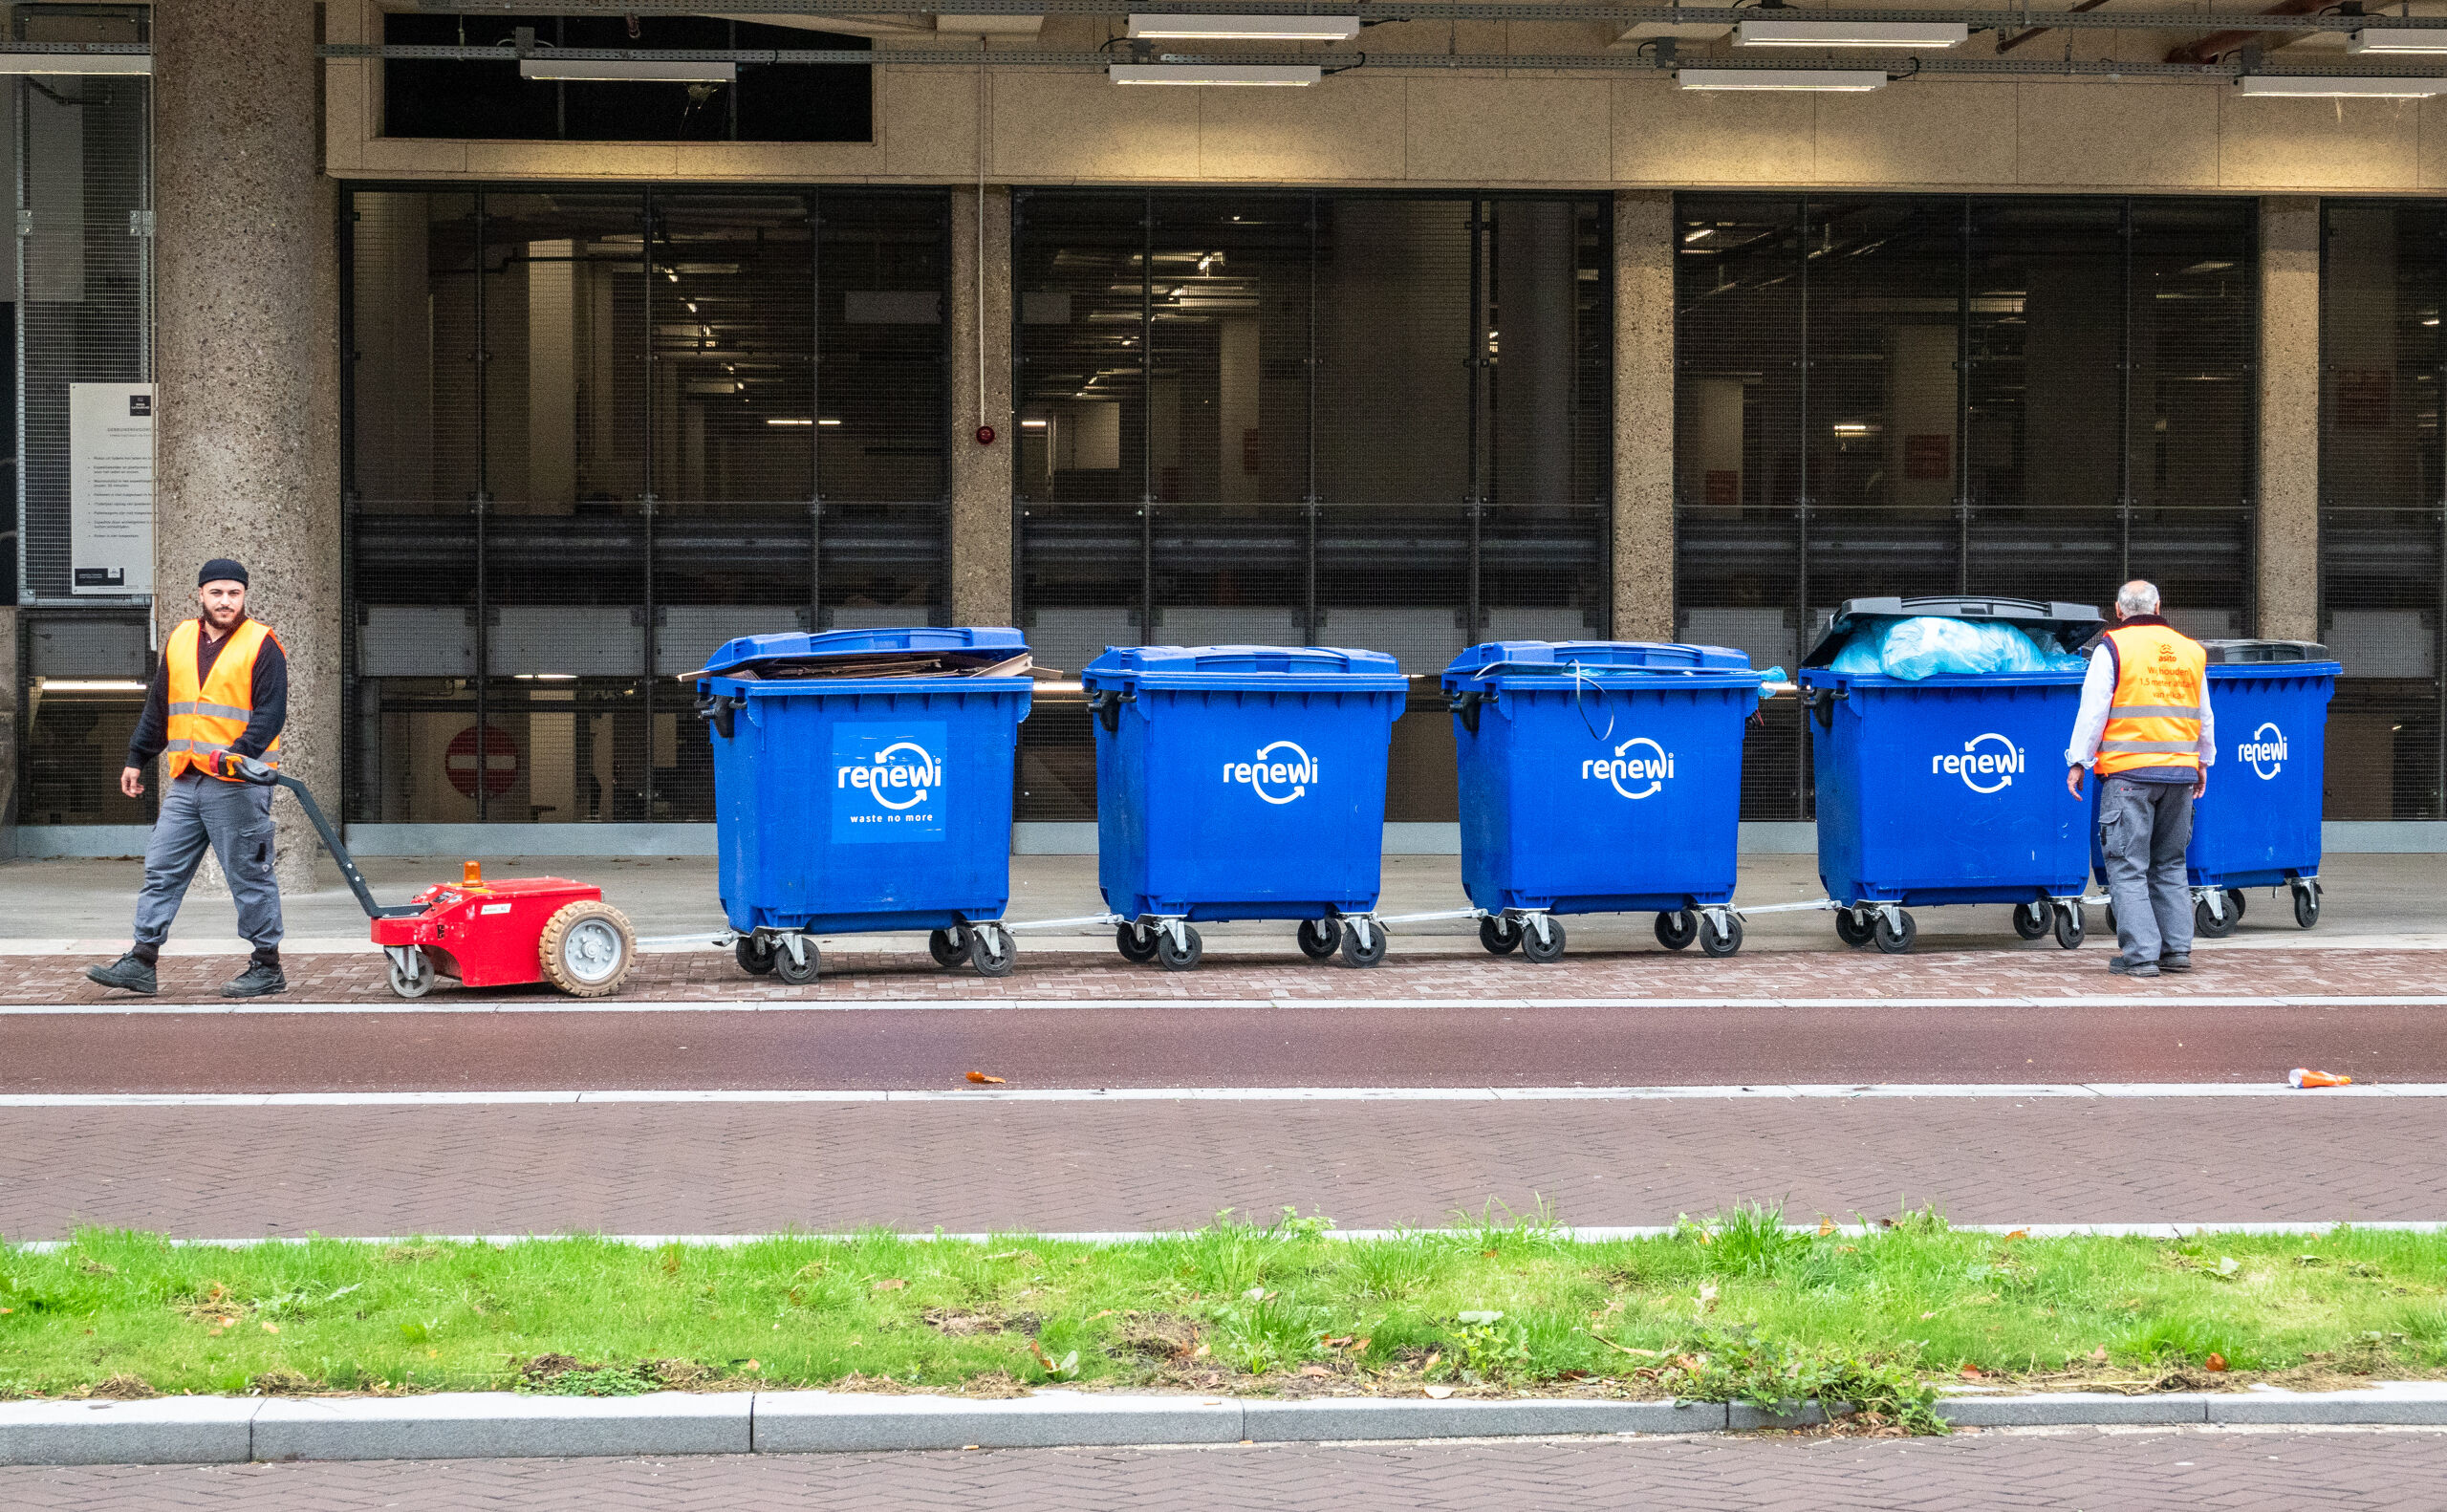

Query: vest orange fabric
left=2095, top=622, right=2206, bottom=778
left=164, top=617, right=281, bottom=782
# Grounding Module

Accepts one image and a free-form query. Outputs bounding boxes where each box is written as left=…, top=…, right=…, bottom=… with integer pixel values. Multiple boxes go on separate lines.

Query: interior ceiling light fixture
left=2236, top=74, right=2447, bottom=96
left=1678, top=67, right=1888, bottom=91
left=1110, top=62, right=1322, bottom=85
left=1126, top=13, right=1360, bottom=41
left=1735, top=19, right=1967, bottom=48
left=518, top=58, right=736, bottom=82
left=2349, top=28, right=2447, bottom=54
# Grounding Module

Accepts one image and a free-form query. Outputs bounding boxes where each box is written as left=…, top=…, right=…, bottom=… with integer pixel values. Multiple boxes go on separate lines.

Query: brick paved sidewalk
left=5, top=1428, right=2440, bottom=1512
left=5, top=1097, right=2437, bottom=1240
left=14, top=945, right=2447, bottom=1007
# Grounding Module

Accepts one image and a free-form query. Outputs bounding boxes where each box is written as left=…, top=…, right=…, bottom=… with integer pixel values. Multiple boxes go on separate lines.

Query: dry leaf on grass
left=1816, top=1217, right=1835, bottom=1237
left=1423, top=1385, right=1455, bottom=1399
left=2205, top=1353, right=2228, bottom=1372
left=965, top=1071, right=1007, bottom=1085
left=872, top=1278, right=907, bottom=1292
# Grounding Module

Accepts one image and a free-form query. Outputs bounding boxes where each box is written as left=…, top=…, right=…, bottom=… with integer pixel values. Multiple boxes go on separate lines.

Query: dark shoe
left=85, top=952, right=157, bottom=995
left=2159, top=955, right=2193, bottom=974
left=221, top=961, right=288, bottom=999
left=2108, top=956, right=2160, bottom=979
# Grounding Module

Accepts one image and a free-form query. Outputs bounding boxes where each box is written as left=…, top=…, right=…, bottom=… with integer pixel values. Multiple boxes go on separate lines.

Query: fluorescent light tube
left=2236, top=74, right=2447, bottom=97
left=1110, top=63, right=1322, bottom=85
left=0, top=53, right=150, bottom=75
left=1127, top=13, right=1360, bottom=41
left=518, top=58, right=737, bottom=83
left=2349, top=29, right=2447, bottom=54
left=1678, top=67, right=1888, bottom=91
left=1736, top=19, right=1967, bottom=48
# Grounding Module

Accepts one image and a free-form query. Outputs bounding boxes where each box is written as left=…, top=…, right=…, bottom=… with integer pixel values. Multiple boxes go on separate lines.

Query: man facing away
left=2064, top=578, right=2215, bottom=980
left=85, top=559, right=291, bottom=998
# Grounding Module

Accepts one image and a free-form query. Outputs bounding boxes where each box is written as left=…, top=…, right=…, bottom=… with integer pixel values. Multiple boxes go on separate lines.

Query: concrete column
left=0, top=608, right=16, bottom=842
left=2258, top=197, right=2321, bottom=643
left=947, top=186, right=1015, bottom=627
left=1613, top=190, right=1675, bottom=642
left=155, top=0, right=341, bottom=892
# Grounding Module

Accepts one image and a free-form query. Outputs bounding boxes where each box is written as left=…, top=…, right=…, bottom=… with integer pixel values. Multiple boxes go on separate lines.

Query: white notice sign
left=71, top=382, right=154, bottom=595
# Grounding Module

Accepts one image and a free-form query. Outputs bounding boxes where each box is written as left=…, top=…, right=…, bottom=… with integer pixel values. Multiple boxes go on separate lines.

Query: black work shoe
left=2108, top=956, right=2160, bottom=979
left=221, top=961, right=288, bottom=999
left=2159, top=955, right=2193, bottom=974
left=85, top=952, right=157, bottom=995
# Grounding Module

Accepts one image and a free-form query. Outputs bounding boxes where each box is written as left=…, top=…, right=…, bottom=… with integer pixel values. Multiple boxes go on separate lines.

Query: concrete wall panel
left=2219, top=97, right=2420, bottom=192
left=883, top=67, right=985, bottom=181
left=990, top=72, right=1198, bottom=180
left=1405, top=76, right=1608, bottom=184
left=1613, top=81, right=1814, bottom=186
left=1200, top=76, right=1406, bottom=182
left=2017, top=82, right=2219, bottom=190
left=1812, top=82, right=2018, bottom=187
left=464, top=143, right=681, bottom=179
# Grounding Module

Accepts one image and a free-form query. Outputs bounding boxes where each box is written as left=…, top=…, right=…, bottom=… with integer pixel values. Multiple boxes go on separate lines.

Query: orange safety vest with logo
left=2095, top=622, right=2205, bottom=778
left=163, top=616, right=282, bottom=782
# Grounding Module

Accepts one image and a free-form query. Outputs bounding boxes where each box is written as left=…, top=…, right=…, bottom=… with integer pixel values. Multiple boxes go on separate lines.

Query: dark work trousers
left=131, top=771, right=283, bottom=961
left=2097, top=774, right=2194, bottom=965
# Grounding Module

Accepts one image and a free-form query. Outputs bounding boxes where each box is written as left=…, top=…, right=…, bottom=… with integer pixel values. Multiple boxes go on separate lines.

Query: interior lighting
left=1126, top=13, right=1359, bottom=40
left=1020, top=419, right=1050, bottom=429
left=1736, top=19, right=1967, bottom=48
left=519, top=58, right=736, bottom=83
left=0, top=53, right=151, bottom=76
left=32, top=679, right=147, bottom=692
left=1111, top=63, right=1322, bottom=85
left=1678, top=67, right=1888, bottom=91
left=2236, top=74, right=2447, bottom=96
left=763, top=418, right=843, bottom=425
left=2350, top=28, right=2447, bottom=54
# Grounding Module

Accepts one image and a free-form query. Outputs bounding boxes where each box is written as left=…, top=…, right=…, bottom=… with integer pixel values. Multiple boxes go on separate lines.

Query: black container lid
left=2198, top=638, right=2330, bottom=665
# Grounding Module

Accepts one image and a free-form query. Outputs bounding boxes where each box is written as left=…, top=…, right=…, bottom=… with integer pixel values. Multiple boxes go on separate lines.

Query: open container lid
left=1802, top=594, right=2105, bottom=668
left=698, top=625, right=1030, bottom=682
left=2198, top=638, right=2335, bottom=666
left=1441, top=639, right=1762, bottom=694
left=1083, top=644, right=1408, bottom=694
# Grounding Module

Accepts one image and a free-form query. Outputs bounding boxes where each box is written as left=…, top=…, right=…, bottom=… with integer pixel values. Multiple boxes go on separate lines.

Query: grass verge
left=6, top=1205, right=2445, bottom=1436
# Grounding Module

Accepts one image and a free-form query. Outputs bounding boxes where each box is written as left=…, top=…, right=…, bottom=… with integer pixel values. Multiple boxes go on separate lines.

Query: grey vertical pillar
left=0, top=608, right=16, bottom=844
left=154, top=0, right=340, bottom=891
left=948, top=186, right=1015, bottom=627
left=2259, top=197, right=2321, bottom=643
left=1613, top=190, right=1675, bottom=641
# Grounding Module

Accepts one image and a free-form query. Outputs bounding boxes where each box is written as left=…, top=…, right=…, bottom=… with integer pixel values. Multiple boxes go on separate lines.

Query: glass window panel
left=1016, top=194, right=1147, bottom=505
left=1805, top=198, right=1960, bottom=529
left=2131, top=201, right=2255, bottom=513
left=818, top=194, right=948, bottom=507
left=1314, top=199, right=1473, bottom=505
left=1965, top=199, right=2124, bottom=516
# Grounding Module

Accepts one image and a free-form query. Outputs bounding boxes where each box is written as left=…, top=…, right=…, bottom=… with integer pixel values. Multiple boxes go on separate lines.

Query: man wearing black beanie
left=85, top=559, right=291, bottom=997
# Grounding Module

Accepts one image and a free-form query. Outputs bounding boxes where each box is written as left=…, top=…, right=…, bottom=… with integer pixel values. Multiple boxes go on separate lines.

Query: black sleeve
left=124, top=655, right=172, bottom=768
left=230, top=637, right=289, bottom=759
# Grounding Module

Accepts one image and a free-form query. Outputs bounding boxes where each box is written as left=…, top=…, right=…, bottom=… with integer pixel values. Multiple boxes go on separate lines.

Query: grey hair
left=2115, top=580, right=2161, bottom=616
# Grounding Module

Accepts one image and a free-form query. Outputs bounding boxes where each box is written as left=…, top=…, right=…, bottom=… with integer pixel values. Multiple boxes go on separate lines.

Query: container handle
left=1449, top=689, right=1486, bottom=735
left=696, top=691, right=745, bottom=740
left=1087, top=688, right=1137, bottom=734
left=1802, top=684, right=1848, bottom=730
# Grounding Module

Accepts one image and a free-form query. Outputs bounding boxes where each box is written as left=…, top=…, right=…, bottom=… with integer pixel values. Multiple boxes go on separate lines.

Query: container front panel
left=710, top=686, right=1024, bottom=931
left=1814, top=678, right=2090, bottom=903
left=1456, top=685, right=1747, bottom=913
left=2188, top=669, right=2333, bottom=884
left=1097, top=686, right=1398, bottom=919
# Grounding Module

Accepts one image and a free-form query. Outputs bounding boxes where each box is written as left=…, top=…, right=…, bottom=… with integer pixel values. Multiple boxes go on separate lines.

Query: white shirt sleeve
left=2197, top=676, right=2215, bottom=767
left=2064, top=645, right=2116, bottom=769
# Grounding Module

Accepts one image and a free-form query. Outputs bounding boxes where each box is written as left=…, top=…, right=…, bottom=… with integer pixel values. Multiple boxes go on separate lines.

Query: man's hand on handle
left=2066, top=765, right=2086, bottom=800
left=119, top=766, right=143, bottom=800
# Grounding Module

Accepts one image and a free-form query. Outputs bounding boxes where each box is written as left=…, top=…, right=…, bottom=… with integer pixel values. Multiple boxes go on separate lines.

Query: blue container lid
left=1440, top=639, right=1764, bottom=694
left=700, top=625, right=1029, bottom=679
left=1083, top=643, right=1409, bottom=694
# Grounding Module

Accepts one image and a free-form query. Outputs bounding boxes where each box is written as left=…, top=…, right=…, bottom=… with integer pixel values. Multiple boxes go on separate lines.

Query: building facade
left=7, top=0, right=2447, bottom=863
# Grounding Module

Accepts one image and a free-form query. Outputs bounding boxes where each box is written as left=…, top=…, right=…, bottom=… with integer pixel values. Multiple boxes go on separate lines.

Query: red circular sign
left=975, top=424, right=997, bottom=446
left=445, top=724, right=520, bottom=800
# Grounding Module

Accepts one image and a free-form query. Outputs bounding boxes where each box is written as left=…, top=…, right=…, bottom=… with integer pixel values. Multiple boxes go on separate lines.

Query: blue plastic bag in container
left=1827, top=616, right=2086, bottom=680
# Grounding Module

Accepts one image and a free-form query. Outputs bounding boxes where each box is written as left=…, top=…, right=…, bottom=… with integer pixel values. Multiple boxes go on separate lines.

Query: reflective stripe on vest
left=2095, top=623, right=2205, bottom=779
left=162, top=617, right=282, bottom=783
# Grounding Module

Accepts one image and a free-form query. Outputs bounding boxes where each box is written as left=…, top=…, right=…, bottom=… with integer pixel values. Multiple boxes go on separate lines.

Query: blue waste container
left=2090, top=638, right=2337, bottom=938
left=696, top=626, right=1032, bottom=981
left=1800, top=595, right=2106, bottom=954
left=1441, top=640, right=1773, bottom=962
left=1083, top=644, right=1409, bottom=970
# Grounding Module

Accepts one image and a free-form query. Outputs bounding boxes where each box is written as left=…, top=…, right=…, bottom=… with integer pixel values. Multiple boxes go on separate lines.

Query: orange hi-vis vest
left=164, top=616, right=282, bottom=782
left=2095, top=621, right=2206, bottom=778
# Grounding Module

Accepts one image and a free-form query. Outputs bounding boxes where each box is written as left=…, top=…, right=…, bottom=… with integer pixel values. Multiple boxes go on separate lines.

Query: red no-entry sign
left=445, top=724, right=520, bottom=799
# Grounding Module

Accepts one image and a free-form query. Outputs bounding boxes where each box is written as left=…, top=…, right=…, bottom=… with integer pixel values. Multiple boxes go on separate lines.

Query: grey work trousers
left=132, top=770, right=283, bottom=959
left=2097, top=773, right=2194, bottom=965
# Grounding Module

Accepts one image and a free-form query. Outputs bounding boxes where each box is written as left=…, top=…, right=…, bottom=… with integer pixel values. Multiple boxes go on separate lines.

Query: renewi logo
left=837, top=740, right=942, bottom=809
left=1583, top=737, right=1674, bottom=800
left=1933, top=732, right=2024, bottom=794
left=2241, top=722, right=2287, bottom=781
left=1224, top=741, right=1317, bottom=805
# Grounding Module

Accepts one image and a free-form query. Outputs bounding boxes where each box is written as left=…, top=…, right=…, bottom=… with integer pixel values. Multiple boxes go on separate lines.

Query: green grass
left=5, top=1204, right=2444, bottom=1436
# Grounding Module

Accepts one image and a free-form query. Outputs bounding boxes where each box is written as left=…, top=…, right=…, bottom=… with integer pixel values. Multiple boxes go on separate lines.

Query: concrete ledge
left=250, top=1391, right=751, bottom=1460
left=0, top=1396, right=260, bottom=1465
left=752, top=1390, right=1244, bottom=1451
left=1938, top=1391, right=2209, bottom=1427
left=1245, top=1396, right=1725, bottom=1440
left=1726, top=1398, right=1842, bottom=1431
left=2209, top=1382, right=2447, bottom=1424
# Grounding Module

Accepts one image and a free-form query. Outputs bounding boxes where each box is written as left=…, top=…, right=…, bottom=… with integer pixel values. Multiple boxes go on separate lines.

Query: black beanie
left=198, top=558, right=249, bottom=589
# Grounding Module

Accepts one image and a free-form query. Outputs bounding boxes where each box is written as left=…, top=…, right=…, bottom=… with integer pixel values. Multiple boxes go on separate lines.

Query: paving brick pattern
left=5, top=1097, right=2437, bottom=1240
left=15, top=945, right=2447, bottom=1007
left=4, top=1429, right=2442, bottom=1511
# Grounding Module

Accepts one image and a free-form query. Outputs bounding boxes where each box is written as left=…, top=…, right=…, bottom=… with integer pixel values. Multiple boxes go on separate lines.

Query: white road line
left=6, top=994, right=2444, bottom=1016
left=11, top=1220, right=2447, bottom=1253
left=2, top=1082, right=2442, bottom=1108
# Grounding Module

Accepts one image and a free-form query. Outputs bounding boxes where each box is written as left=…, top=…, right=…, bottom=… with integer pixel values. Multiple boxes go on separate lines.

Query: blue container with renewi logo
left=695, top=628, right=1032, bottom=970
left=1082, top=645, right=1408, bottom=969
left=1800, top=596, right=2106, bottom=953
left=1440, top=641, right=1773, bottom=960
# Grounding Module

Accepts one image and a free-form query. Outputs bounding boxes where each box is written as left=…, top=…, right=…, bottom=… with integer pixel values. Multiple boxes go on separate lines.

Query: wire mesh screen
left=2321, top=199, right=2447, bottom=820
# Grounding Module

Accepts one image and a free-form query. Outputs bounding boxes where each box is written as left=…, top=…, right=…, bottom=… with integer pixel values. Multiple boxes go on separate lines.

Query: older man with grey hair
left=2065, top=579, right=2216, bottom=978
